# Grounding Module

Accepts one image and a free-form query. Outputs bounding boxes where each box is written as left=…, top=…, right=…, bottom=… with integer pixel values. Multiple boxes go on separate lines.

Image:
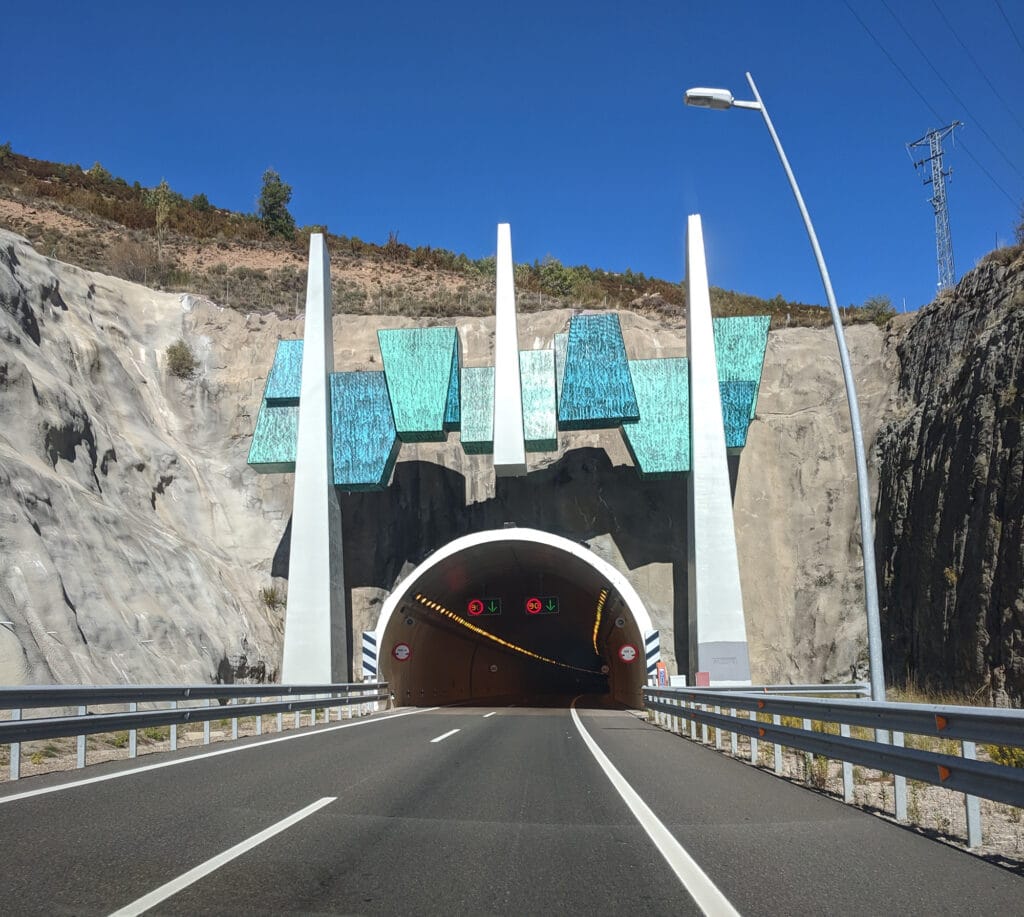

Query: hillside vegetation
left=0, top=145, right=886, bottom=326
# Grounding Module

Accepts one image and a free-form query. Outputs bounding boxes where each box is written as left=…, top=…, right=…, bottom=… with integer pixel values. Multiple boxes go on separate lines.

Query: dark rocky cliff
left=876, top=249, right=1024, bottom=705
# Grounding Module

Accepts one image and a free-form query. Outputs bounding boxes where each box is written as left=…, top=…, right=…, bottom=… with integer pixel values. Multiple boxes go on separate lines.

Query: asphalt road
left=0, top=699, right=1019, bottom=915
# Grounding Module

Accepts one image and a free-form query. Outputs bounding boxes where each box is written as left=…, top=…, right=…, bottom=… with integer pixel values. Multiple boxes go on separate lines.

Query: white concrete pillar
left=282, top=234, right=348, bottom=683
left=685, top=214, right=751, bottom=685
left=493, top=223, right=527, bottom=476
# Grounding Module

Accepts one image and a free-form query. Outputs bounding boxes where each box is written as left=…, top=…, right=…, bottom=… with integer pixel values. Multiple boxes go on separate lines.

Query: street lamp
left=685, top=72, right=886, bottom=702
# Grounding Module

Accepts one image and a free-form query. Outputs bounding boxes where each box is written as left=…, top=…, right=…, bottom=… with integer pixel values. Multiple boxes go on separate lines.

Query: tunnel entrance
left=374, top=529, right=653, bottom=708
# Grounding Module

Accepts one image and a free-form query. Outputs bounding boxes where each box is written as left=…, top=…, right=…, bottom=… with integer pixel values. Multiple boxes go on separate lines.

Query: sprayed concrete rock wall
left=0, top=227, right=900, bottom=686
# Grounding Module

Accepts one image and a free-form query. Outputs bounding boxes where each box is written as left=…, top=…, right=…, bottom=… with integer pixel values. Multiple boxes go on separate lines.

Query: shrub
left=861, top=295, right=896, bottom=326
left=107, top=238, right=159, bottom=283
left=166, top=340, right=196, bottom=378
left=260, top=585, right=285, bottom=610
left=986, top=744, right=1024, bottom=768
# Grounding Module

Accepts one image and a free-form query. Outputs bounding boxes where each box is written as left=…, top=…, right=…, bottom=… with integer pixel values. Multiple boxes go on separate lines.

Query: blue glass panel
left=444, top=334, right=461, bottom=432
left=720, top=380, right=759, bottom=449
left=378, top=327, right=458, bottom=442
left=460, top=366, right=494, bottom=454
left=265, top=339, right=303, bottom=405
left=621, top=358, right=690, bottom=477
left=520, top=350, right=557, bottom=453
left=554, top=332, right=568, bottom=408
left=330, top=372, right=399, bottom=491
left=557, top=314, right=639, bottom=430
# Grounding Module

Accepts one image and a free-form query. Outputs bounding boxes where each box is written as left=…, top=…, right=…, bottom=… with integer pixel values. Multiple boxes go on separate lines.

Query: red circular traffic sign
left=618, top=643, right=638, bottom=664
left=392, top=642, right=412, bottom=662
left=526, top=597, right=543, bottom=615
left=467, top=598, right=484, bottom=616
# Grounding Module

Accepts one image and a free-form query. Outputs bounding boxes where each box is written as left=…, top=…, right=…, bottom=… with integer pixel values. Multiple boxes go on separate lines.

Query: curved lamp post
left=684, top=71, right=886, bottom=701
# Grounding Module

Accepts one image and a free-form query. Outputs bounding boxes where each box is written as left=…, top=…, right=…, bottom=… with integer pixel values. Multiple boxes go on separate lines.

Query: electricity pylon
left=908, top=121, right=961, bottom=291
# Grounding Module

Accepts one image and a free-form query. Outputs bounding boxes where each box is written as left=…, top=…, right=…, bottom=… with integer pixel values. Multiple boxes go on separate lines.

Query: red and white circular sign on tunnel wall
left=618, top=643, right=638, bottom=664
left=392, top=642, right=412, bottom=662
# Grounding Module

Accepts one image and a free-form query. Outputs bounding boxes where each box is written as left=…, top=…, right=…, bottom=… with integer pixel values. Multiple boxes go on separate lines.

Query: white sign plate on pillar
left=281, top=233, right=348, bottom=684
left=685, top=214, right=751, bottom=686
left=492, top=223, right=527, bottom=476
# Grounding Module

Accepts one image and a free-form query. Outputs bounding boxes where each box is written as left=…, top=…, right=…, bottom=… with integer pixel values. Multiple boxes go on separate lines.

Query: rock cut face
left=0, top=226, right=902, bottom=688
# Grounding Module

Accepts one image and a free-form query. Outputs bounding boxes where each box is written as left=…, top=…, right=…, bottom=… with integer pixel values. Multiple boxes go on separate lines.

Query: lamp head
left=684, top=87, right=735, bottom=110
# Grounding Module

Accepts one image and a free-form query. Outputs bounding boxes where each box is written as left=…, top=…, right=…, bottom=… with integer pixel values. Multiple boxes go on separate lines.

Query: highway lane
left=0, top=700, right=1019, bottom=915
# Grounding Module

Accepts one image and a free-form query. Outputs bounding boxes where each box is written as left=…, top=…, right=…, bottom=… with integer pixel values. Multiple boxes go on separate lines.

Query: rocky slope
left=876, top=249, right=1024, bottom=705
left=0, top=225, right=901, bottom=687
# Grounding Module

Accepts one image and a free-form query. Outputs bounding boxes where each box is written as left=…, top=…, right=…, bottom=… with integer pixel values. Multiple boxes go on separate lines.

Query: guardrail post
left=256, top=698, right=263, bottom=736
left=700, top=706, right=709, bottom=745
left=77, top=706, right=87, bottom=769
left=714, top=706, right=722, bottom=749
left=277, top=696, right=284, bottom=733
left=962, top=741, right=982, bottom=848
left=749, top=710, right=758, bottom=765
left=893, top=731, right=907, bottom=822
left=128, top=702, right=137, bottom=758
left=294, top=697, right=301, bottom=729
left=673, top=698, right=680, bottom=734
left=802, top=718, right=813, bottom=783
left=772, top=713, right=783, bottom=775
left=689, top=703, right=697, bottom=740
left=730, top=709, right=738, bottom=756
left=170, top=700, right=178, bottom=751
left=231, top=698, right=239, bottom=740
left=204, top=699, right=211, bottom=745
left=840, top=723, right=853, bottom=802
left=10, top=708, right=21, bottom=780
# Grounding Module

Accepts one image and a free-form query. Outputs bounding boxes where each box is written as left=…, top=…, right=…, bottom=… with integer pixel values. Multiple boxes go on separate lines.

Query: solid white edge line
left=0, top=707, right=439, bottom=806
left=483, top=712, right=496, bottom=718
left=569, top=699, right=740, bottom=917
left=107, top=796, right=336, bottom=916
left=430, top=728, right=461, bottom=743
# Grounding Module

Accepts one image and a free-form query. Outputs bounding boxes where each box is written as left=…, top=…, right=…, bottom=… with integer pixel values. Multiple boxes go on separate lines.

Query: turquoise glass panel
left=460, top=366, right=494, bottom=454
left=248, top=401, right=298, bottom=473
left=713, top=315, right=770, bottom=449
left=378, top=327, right=457, bottom=442
left=265, top=339, right=303, bottom=405
left=557, top=314, right=639, bottom=430
left=520, top=350, right=557, bottom=453
left=330, top=372, right=399, bottom=491
left=621, top=358, right=690, bottom=477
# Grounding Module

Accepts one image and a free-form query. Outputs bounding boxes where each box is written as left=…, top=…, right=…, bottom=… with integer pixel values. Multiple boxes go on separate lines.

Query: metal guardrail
left=1, top=682, right=389, bottom=782
left=644, top=685, right=1024, bottom=849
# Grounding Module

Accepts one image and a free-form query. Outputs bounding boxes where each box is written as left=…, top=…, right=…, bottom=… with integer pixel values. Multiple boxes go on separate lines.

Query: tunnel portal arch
left=373, top=528, right=655, bottom=708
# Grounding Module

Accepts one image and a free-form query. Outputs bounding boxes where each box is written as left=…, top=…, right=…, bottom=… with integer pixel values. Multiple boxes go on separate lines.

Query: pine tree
left=258, top=169, right=296, bottom=239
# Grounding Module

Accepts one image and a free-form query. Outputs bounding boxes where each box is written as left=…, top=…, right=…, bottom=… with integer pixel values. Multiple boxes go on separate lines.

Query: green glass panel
left=520, top=350, right=557, bottom=453
left=621, top=358, right=690, bottom=477
left=554, top=332, right=568, bottom=408
left=247, top=401, right=298, bottom=473
left=713, top=315, right=770, bottom=449
left=444, top=335, right=461, bottom=431
left=460, top=366, right=494, bottom=455
left=378, top=326, right=457, bottom=442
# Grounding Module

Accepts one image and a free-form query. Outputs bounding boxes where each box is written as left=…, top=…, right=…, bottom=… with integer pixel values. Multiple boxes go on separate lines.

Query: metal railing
left=644, top=685, right=1024, bottom=849
left=1, top=682, right=389, bottom=781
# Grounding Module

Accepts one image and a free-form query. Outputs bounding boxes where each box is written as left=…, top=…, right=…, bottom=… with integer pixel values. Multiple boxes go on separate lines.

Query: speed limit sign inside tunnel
left=618, top=643, right=638, bottom=664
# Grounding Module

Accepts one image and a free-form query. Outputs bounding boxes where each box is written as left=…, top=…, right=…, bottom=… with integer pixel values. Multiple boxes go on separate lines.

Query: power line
left=930, top=0, right=1024, bottom=135
left=881, top=0, right=1024, bottom=183
left=842, top=0, right=1020, bottom=208
left=995, top=0, right=1024, bottom=55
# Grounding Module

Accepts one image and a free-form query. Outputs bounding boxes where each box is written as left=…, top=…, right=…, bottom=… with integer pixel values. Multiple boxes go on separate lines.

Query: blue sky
left=3, top=1, right=1022, bottom=311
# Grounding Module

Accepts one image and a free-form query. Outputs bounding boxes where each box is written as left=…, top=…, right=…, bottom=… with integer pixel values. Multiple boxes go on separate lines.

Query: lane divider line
left=430, top=729, right=461, bottom=743
left=483, top=712, right=496, bottom=718
left=569, top=699, right=740, bottom=917
left=108, top=796, right=336, bottom=916
left=0, top=707, right=439, bottom=806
